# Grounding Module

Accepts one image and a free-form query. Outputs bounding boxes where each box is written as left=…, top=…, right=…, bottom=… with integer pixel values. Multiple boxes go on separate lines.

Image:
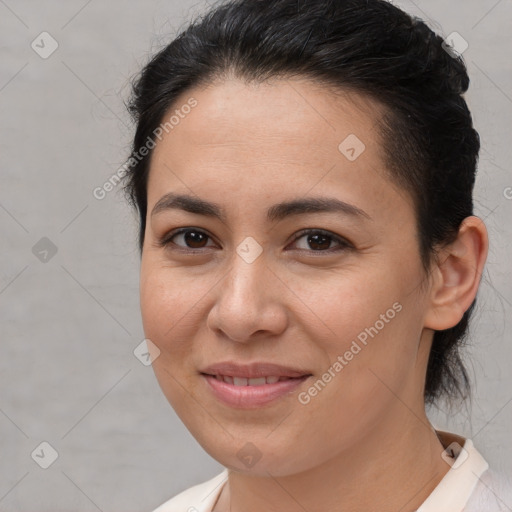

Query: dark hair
left=122, top=0, right=480, bottom=405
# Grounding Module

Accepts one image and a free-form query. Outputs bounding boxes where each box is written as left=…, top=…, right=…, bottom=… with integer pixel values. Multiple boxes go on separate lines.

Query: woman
left=122, top=0, right=510, bottom=510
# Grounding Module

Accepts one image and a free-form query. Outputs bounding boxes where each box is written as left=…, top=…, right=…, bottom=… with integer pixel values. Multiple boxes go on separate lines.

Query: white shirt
left=153, top=431, right=512, bottom=512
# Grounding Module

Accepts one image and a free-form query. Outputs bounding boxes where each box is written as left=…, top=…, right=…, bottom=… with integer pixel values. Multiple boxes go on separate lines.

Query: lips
left=210, top=375, right=293, bottom=386
left=200, top=361, right=311, bottom=380
left=200, top=361, right=312, bottom=408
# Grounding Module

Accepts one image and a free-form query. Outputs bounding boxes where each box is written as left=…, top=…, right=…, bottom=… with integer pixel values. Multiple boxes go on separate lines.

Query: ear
left=424, top=216, right=488, bottom=330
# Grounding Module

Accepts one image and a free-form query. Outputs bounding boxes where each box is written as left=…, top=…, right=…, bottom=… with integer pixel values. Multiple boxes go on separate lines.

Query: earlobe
left=424, top=216, right=488, bottom=331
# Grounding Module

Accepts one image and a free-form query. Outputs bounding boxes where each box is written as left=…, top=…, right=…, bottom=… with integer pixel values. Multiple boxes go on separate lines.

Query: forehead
left=146, top=78, right=413, bottom=224
left=153, top=77, right=379, bottom=157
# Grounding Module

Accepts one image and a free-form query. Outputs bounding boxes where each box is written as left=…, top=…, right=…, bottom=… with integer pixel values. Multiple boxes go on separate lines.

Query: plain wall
left=1, top=0, right=511, bottom=510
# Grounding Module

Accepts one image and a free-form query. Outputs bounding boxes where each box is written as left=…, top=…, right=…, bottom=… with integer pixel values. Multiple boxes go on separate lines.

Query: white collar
left=416, top=430, right=489, bottom=512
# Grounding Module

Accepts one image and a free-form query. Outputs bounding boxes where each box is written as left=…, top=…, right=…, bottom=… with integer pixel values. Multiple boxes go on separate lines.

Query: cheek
left=298, top=258, right=426, bottom=400
left=292, top=299, right=424, bottom=462
left=139, top=260, right=206, bottom=361
left=139, top=262, right=203, bottom=408
left=290, top=263, right=409, bottom=351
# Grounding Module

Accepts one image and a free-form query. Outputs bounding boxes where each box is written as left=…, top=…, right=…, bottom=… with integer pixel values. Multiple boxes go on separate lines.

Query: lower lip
left=202, top=374, right=310, bottom=408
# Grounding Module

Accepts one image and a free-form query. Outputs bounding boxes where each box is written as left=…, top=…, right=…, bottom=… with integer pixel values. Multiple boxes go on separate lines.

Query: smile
left=208, top=375, right=297, bottom=386
left=201, top=374, right=310, bottom=408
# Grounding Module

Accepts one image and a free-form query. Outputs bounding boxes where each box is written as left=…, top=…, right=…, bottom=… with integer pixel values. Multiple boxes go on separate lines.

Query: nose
left=206, top=251, right=288, bottom=343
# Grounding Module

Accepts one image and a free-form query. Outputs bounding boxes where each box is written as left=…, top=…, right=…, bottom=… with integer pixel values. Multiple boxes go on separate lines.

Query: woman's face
left=140, top=78, right=435, bottom=475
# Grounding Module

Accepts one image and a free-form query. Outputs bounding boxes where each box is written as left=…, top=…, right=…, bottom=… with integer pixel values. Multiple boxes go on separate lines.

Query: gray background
left=0, top=0, right=511, bottom=510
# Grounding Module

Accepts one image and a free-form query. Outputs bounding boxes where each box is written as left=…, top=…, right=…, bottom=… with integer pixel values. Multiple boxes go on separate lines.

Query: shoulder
left=151, top=469, right=228, bottom=512
left=463, top=468, right=512, bottom=512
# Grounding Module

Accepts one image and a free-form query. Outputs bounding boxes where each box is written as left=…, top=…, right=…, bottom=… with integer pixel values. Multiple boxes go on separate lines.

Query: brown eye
left=181, top=230, right=209, bottom=248
left=290, top=229, right=352, bottom=253
left=160, top=228, right=216, bottom=250
left=304, top=233, right=331, bottom=250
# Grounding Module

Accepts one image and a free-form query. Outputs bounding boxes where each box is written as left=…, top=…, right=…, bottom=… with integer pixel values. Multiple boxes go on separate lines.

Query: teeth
left=233, top=377, right=248, bottom=386
left=216, top=375, right=285, bottom=385
left=248, top=377, right=266, bottom=386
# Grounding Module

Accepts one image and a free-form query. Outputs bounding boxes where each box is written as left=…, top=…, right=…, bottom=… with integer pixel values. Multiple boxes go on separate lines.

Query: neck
left=213, top=412, right=451, bottom=512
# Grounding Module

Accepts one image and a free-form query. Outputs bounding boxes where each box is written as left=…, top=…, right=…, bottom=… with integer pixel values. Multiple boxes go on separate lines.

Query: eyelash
left=157, top=227, right=352, bottom=254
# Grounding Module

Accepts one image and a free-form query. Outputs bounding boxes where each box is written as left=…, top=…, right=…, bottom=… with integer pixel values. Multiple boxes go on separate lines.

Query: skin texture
left=139, top=78, right=488, bottom=512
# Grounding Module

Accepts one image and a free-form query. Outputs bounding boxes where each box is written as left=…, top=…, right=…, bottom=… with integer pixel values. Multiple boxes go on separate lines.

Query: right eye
left=159, top=228, right=218, bottom=251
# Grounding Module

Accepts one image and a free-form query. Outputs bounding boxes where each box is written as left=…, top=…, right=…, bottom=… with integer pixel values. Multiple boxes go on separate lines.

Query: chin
left=189, top=429, right=320, bottom=477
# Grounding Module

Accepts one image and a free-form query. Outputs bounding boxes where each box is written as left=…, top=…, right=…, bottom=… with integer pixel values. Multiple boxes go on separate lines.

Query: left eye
left=289, top=229, right=351, bottom=252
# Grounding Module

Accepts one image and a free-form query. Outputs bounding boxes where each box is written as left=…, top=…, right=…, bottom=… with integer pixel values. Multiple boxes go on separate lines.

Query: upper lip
left=200, top=361, right=312, bottom=379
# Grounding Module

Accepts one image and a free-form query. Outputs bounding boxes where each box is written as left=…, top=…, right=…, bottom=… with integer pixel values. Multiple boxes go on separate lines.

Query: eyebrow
left=150, top=193, right=372, bottom=223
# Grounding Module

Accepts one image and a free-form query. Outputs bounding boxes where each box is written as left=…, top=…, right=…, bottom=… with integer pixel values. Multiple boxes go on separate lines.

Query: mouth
left=199, top=361, right=312, bottom=408
left=203, top=375, right=301, bottom=386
